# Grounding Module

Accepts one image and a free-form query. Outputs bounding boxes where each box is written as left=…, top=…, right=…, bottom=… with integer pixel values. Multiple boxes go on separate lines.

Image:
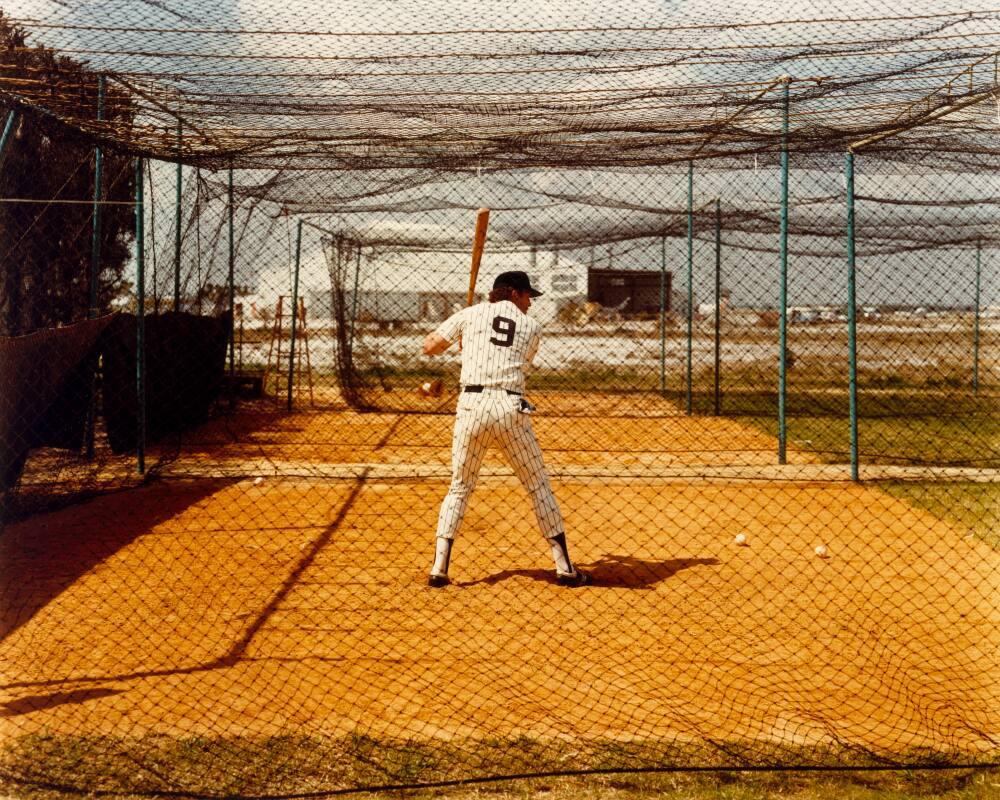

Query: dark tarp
left=102, top=311, right=231, bottom=454
left=0, top=315, right=116, bottom=493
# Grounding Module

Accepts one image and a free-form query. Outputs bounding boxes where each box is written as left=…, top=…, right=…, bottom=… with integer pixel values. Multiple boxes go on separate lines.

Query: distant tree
left=0, top=12, right=136, bottom=336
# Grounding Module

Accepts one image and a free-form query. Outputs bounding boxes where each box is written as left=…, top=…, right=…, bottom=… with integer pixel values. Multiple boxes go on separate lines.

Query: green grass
left=743, top=412, right=1000, bottom=467
left=358, top=770, right=1000, bottom=799
left=875, top=481, right=1000, bottom=549
left=2, top=734, right=997, bottom=799
left=743, top=405, right=998, bottom=551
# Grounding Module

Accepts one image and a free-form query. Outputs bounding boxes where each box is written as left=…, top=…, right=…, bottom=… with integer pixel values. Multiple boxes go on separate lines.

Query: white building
left=321, top=234, right=589, bottom=325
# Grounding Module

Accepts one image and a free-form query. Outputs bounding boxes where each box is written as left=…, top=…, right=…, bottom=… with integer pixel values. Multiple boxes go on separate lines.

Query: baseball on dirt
left=733, top=533, right=748, bottom=546
left=815, top=544, right=829, bottom=558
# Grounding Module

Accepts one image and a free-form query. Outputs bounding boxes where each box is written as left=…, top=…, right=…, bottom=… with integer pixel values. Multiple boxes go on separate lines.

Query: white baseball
left=422, top=381, right=432, bottom=392
left=815, top=544, right=828, bottom=558
left=253, top=477, right=264, bottom=486
left=733, top=533, right=748, bottom=546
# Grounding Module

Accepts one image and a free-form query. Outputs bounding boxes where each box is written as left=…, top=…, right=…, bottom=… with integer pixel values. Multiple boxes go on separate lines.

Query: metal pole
left=89, top=79, right=105, bottom=319
left=238, top=307, right=244, bottom=373
left=659, top=235, right=667, bottom=394
left=288, top=220, right=303, bottom=412
left=84, top=81, right=103, bottom=460
left=174, top=121, right=182, bottom=311
left=0, top=110, right=17, bottom=173
left=778, top=79, right=790, bottom=464
left=686, top=161, right=694, bottom=415
left=713, top=197, right=722, bottom=416
left=146, top=160, right=159, bottom=315
left=227, top=167, right=235, bottom=382
left=974, top=242, right=981, bottom=395
left=195, top=168, right=202, bottom=314
left=135, top=156, right=146, bottom=475
left=350, top=241, right=361, bottom=355
left=845, top=151, right=859, bottom=482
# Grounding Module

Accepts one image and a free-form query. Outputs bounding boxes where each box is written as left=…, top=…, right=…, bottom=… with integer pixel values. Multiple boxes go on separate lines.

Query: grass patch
left=745, top=412, right=1000, bottom=468
left=350, top=365, right=999, bottom=468
left=2, top=734, right=997, bottom=799
left=875, top=481, right=1000, bottom=550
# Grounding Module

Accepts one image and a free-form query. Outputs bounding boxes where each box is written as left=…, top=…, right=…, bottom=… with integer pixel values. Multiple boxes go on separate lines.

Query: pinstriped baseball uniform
left=432, top=299, right=564, bottom=542
left=424, top=271, right=590, bottom=588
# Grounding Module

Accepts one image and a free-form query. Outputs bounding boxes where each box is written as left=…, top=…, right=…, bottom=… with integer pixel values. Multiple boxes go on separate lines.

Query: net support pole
left=288, top=220, right=303, bottom=412
left=842, top=74, right=999, bottom=480
left=713, top=197, right=722, bottom=416
left=135, top=155, right=146, bottom=475
left=84, top=79, right=104, bottom=460
left=349, top=242, right=361, bottom=355
left=89, top=78, right=105, bottom=319
left=174, top=121, right=182, bottom=311
left=0, top=109, right=17, bottom=170
left=227, top=167, right=235, bottom=385
left=973, top=241, right=981, bottom=395
left=778, top=78, right=790, bottom=464
left=686, top=161, right=694, bottom=415
left=845, top=150, right=859, bottom=482
left=660, top=235, right=667, bottom=394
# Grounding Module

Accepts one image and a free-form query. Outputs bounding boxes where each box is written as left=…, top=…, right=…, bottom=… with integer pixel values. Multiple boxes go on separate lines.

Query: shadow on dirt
left=465, top=554, right=719, bottom=589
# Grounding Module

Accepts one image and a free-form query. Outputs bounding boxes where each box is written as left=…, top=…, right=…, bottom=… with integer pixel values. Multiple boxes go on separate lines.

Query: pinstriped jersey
left=435, top=300, right=541, bottom=393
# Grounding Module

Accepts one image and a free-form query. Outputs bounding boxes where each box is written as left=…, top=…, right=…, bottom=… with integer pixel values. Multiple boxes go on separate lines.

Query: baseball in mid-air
left=253, top=476, right=264, bottom=486
left=422, top=381, right=432, bottom=392
left=815, top=544, right=829, bottom=558
left=733, top=533, right=748, bottom=546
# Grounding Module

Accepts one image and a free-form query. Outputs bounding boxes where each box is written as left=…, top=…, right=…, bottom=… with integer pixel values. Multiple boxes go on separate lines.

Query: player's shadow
left=465, top=554, right=719, bottom=589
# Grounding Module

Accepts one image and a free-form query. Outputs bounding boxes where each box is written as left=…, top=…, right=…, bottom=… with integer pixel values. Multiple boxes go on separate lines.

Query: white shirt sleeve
left=434, top=307, right=467, bottom=343
left=525, top=327, right=541, bottom=364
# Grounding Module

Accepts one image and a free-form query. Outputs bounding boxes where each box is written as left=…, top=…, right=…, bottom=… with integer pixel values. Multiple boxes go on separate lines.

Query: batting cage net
left=0, top=2, right=998, bottom=797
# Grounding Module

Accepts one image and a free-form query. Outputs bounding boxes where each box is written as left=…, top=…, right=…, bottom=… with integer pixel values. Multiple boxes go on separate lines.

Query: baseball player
left=422, top=270, right=592, bottom=588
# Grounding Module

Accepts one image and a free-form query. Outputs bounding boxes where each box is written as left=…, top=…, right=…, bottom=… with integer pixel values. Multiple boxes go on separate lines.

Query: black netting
left=0, top=3, right=998, bottom=797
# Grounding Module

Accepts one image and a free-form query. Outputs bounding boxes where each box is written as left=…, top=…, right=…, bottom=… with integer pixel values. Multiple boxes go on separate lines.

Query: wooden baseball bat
left=466, top=207, right=490, bottom=306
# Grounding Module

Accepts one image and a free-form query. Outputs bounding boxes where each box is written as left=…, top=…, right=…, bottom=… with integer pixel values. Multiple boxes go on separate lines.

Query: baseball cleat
left=556, top=569, right=593, bottom=587
left=428, top=574, right=451, bottom=588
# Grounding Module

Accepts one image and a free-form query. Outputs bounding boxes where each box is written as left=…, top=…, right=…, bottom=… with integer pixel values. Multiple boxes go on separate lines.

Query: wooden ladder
left=263, top=295, right=314, bottom=407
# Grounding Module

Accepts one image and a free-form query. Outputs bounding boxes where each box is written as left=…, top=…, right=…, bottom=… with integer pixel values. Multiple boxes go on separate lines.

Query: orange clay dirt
left=1, top=392, right=998, bottom=759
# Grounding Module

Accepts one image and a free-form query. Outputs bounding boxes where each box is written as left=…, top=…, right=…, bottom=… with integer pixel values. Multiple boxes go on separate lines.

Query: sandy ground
left=2, top=399, right=998, bottom=762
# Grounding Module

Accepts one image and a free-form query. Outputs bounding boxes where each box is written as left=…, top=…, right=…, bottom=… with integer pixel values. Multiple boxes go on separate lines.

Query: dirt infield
left=2, top=400, right=998, bottom=764
left=166, top=390, right=820, bottom=473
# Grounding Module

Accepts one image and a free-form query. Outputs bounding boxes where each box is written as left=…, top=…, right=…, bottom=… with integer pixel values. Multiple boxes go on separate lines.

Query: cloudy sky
left=3, top=1, right=998, bottom=308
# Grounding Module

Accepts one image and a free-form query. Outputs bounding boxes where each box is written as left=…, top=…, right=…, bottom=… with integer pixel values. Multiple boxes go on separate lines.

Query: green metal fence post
left=146, top=160, right=159, bottom=314
left=0, top=109, right=18, bottom=170
left=778, top=78, right=790, bottom=464
left=686, top=161, right=694, bottom=415
left=713, top=197, right=722, bottom=416
left=845, top=150, right=859, bottom=482
left=84, top=80, right=104, bottom=460
left=174, top=121, right=182, bottom=311
left=89, top=78, right=105, bottom=319
left=135, top=155, right=146, bottom=475
left=288, top=220, right=303, bottom=412
left=974, top=241, right=981, bottom=395
left=660, top=235, right=667, bottom=394
left=350, top=241, right=361, bottom=356
left=227, top=167, right=235, bottom=384
left=195, top=168, right=202, bottom=314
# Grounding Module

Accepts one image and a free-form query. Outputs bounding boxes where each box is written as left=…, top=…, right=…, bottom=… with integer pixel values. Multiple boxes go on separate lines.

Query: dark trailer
left=587, top=268, right=672, bottom=316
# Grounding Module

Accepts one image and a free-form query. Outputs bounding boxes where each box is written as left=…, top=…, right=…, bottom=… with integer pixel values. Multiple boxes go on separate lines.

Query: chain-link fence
left=1, top=4, right=999, bottom=797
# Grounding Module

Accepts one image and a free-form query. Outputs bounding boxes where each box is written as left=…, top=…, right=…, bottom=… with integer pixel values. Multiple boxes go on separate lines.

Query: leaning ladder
left=263, top=295, right=314, bottom=407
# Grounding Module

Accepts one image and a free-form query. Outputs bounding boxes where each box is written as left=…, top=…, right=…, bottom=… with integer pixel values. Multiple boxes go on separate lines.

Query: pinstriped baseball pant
left=435, top=389, right=564, bottom=541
